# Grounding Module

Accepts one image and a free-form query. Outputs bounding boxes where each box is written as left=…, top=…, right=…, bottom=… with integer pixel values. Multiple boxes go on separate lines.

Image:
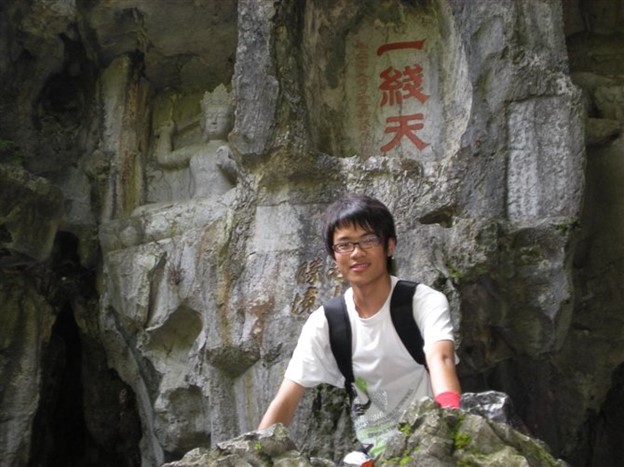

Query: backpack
left=323, top=280, right=427, bottom=410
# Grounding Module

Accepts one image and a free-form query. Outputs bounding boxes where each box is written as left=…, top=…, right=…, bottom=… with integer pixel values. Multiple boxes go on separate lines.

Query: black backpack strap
left=390, top=280, right=428, bottom=370
left=323, top=296, right=356, bottom=402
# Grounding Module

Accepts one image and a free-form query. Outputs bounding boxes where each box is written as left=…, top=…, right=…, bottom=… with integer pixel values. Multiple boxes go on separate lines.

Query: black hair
left=321, top=193, right=396, bottom=272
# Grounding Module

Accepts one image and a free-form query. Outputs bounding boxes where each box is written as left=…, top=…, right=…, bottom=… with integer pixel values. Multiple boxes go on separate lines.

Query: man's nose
left=350, top=243, right=365, bottom=255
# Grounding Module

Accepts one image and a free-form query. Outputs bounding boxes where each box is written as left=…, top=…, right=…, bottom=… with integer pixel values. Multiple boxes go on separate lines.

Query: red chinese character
left=379, top=64, right=429, bottom=106
left=379, top=67, right=404, bottom=106
left=381, top=114, right=429, bottom=152
left=402, top=65, right=429, bottom=104
left=377, top=40, right=426, bottom=56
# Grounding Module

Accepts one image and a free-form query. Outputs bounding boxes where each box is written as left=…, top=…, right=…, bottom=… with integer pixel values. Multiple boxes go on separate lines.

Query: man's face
left=332, top=223, right=395, bottom=289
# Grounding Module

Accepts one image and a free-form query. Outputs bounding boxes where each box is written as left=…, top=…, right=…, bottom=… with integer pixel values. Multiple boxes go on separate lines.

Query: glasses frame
left=332, top=234, right=383, bottom=255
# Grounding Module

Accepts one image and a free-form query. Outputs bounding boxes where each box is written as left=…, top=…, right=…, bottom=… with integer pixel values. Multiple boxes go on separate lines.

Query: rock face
left=0, top=0, right=623, bottom=466
left=0, top=165, right=64, bottom=265
left=162, top=393, right=567, bottom=467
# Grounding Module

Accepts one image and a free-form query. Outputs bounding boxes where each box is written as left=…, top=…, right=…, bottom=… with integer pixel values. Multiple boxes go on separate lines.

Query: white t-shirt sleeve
left=412, top=283, right=455, bottom=355
left=284, top=307, right=344, bottom=388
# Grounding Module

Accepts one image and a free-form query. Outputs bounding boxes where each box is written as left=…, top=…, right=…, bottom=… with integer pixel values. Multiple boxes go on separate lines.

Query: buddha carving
left=154, top=84, right=236, bottom=200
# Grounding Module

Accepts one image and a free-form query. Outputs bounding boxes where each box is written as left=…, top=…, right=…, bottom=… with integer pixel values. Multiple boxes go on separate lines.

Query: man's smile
left=350, top=262, right=370, bottom=272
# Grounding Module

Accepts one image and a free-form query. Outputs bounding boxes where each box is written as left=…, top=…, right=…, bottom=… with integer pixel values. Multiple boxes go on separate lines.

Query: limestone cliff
left=0, top=0, right=622, bottom=466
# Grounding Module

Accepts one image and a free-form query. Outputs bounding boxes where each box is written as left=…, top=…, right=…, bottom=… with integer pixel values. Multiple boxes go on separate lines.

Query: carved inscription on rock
left=344, top=5, right=471, bottom=164
left=290, top=258, right=343, bottom=316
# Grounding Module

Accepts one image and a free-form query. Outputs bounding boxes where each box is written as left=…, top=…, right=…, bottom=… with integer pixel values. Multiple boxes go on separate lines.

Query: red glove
left=434, top=391, right=461, bottom=409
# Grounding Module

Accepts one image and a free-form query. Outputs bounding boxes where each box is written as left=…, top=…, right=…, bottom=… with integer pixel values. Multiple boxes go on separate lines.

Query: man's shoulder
left=412, top=283, right=450, bottom=316
left=411, top=281, right=445, bottom=297
left=304, top=305, right=331, bottom=329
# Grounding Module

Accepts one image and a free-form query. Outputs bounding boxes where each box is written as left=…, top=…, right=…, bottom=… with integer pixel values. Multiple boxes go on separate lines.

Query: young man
left=259, top=194, right=461, bottom=457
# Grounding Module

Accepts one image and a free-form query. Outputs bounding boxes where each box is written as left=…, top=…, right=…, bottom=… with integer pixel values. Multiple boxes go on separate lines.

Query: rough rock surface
left=162, top=393, right=567, bottom=467
left=0, top=165, right=64, bottom=265
left=1, top=0, right=623, bottom=466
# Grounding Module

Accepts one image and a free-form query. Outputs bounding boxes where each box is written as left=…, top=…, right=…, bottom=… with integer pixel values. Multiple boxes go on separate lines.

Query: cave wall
left=0, top=0, right=622, bottom=466
left=559, top=1, right=624, bottom=465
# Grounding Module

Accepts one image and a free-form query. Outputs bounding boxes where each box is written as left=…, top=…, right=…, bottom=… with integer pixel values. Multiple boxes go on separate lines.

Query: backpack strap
left=323, top=280, right=427, bottom=409
left=390, top=280, right=427, bottom=370
left=323, top=295, right=356, bottom=403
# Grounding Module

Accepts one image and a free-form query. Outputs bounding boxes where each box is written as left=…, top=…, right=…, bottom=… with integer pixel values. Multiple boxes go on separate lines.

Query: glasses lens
left=334, top=242, right=352, bottom=253
left=361, top=236, right=380, bottom=248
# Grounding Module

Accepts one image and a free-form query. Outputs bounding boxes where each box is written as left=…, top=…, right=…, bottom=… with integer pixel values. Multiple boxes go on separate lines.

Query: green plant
left=399, top=422, right=412, bottom=436
left=554, top=216, right=579, bottom=235
left=449, top=267, right=463, bottom=280
left=386, top=455, right=415, bottom=466
left=454, top=431, right=471, bottom=450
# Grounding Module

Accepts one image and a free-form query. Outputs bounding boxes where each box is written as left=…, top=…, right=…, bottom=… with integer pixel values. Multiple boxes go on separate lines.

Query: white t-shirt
left=284, top=276, right=455, bottom=455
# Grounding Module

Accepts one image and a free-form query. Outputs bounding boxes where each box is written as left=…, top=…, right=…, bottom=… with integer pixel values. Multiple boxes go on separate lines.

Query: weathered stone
left=0, top=276, right=56, bottom=467
left=460, top=391, right=528, bottom=433
left=99, top=55, right=150, bottom=220
left=229, top=0, right=280, bottom=159
left=585, top=118, right=621, bottom=146
left=3, top=0, right=624, bottom=465
left=379, top=398, right=567, bottom=467
left=164, top=397, right=568, bottom=467
left=162, top=424, right=303, bottom=467
left=79, top=0, right=237, bottom=91
left=98, top=192, right=234, bottom=252
left=0, top=164, right=64, bottom=265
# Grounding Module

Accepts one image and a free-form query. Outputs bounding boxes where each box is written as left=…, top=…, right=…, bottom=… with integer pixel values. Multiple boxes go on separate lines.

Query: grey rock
left=461, top=391, right=527, bottom=432
left=164, top=397, right=568, bottom=467
left=2, top=0, right=624, bottom=466
left=0, top=164, right=64, bottom=265
left=380, top=398, right=566, bottom=467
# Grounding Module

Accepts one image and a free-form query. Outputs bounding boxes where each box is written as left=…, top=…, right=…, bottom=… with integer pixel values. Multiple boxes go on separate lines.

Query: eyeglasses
left=332, top=235, right=383, bottom=254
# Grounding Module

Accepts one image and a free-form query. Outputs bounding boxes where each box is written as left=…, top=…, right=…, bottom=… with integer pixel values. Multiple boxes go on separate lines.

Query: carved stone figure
left=154, top=84, right=237, bottom=200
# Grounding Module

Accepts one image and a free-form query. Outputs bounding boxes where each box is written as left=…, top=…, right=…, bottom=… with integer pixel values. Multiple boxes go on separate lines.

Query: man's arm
left=258, top=379, right=306, bottom=429
left=426, top=339, right=461, bottom=407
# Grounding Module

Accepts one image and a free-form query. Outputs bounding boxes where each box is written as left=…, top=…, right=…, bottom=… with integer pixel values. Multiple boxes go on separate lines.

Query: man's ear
left=387, top=237, right=396, bottom=257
